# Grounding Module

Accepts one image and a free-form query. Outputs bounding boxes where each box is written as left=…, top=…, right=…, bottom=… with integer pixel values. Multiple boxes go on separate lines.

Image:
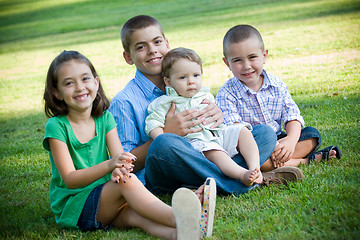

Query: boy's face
left=164, top=58, right=202, bottom=98
left=223, top=37, right=268, bottom=88
left=123, top=25, right=170, bottom=81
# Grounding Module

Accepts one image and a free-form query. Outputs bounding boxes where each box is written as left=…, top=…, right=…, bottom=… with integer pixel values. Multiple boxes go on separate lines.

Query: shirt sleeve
left=144, top=97, right=168, bottom=136
left=279, top=82, right=305, bottom=128
left=108, top=98, right=141, bottom=152
left=216, top=85, right=243, bottom=124
left=104, top=110, right=117, bottom=133
left=43, top=117, right=67, bottom=151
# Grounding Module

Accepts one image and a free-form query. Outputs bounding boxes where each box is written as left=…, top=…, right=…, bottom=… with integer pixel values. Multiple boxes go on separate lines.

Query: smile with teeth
left=242, top=72, right=254, bottom=77
left=147, top=57, right=161, bottom=63
left=74, top=93, right=89, bottom=101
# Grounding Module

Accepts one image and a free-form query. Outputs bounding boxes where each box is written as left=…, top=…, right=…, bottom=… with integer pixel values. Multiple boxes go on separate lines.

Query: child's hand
left=198, top=99, right=224, bottom=129
left=111, top=167, right=133, bottom=183
left=164, top=102, right=203, bottom=136
left=270, top=142, right=284, bottom=168
left=272, top=138, right=296, bottom=165
left=108, top=152, right=136, bottom=172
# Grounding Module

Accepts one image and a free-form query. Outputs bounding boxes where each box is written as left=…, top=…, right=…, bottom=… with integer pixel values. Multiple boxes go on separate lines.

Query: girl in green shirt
left=43, top=50, right=216, bottom=239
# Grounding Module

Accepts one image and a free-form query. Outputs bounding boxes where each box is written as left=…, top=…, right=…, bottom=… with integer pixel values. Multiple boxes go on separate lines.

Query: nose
left=148, top=44, right=158, bottom=55
left=187, top=77, right=195, bottom=85
left=75, top=81, right=85, bottom=91
left=243, top=59, right=251, bottom=69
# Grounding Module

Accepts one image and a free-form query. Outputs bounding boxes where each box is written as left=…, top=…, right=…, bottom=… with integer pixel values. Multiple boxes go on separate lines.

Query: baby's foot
left=240, top=168, right=260, bottom=187
left=254, top=170, right=264, bottom=184
left=194, top=184, right=205, bottom=204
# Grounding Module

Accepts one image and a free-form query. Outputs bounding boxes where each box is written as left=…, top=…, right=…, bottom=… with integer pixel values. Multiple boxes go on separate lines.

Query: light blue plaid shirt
left=109, top=70, right=164, bottom=152
left=215, top=70, right=304, bottom=135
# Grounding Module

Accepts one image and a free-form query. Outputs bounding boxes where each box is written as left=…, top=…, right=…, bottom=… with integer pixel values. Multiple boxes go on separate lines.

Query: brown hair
left=162, top=47, right=202, bottom=79
left=43, top=50, right=109, bottom=118
left=121, top=15, right=165, bottom=53
left=223, top=24, right=264, bottom=58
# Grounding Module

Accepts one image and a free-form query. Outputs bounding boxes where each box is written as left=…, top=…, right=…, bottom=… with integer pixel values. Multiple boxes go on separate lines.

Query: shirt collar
left=165, top=86, right=210, bottom=97
left=232, top=69, right=278, bottom=97
left=134, top=70, right=164, bottom=99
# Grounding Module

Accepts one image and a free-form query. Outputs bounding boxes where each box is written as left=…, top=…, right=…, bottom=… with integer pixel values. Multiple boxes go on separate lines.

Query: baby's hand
left=198, top=99, right=223, bottom=129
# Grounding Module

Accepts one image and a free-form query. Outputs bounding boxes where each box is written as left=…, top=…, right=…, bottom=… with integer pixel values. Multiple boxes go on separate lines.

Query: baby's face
left=165, top=58, right=202, bottom=98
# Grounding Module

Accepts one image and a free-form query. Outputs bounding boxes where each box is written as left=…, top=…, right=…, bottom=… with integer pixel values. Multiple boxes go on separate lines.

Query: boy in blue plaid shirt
left=216, top=25, right=341, bottom=170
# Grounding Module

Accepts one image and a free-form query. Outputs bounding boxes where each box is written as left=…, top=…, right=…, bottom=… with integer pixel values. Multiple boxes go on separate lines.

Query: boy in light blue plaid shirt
left=216, top=25, right=341, bottom=170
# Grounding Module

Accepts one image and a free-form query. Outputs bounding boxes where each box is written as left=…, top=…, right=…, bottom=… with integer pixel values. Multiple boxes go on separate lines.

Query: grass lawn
left=1, top=0, right=359, bottom=239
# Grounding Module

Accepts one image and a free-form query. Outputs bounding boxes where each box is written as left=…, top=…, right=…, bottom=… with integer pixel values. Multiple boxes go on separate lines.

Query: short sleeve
left=43, top=117, right=67, bottom=151
left=104, top=110, right=117, bottom=134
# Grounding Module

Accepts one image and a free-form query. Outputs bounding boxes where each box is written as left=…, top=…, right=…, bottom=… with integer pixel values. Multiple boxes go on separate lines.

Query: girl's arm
left=106, top=128, right=136, bottom=182
left=49, top=138, right=113, bottom=189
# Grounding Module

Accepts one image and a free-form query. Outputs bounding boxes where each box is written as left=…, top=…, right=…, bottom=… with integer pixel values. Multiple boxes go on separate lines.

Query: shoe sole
left=172, top=188, right=201, bottom=240
left=263, top=166, right=305, bottom=185
left=200, top=177, right=217, bottom=237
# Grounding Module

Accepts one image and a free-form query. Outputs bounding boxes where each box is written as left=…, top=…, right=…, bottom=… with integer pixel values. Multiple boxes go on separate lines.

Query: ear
left=53, top=88, right=63, bottom=101
left=164, top=77, right=171, bottom=87
left=95, top=76, right=99, bottom=90
left=165, top=38, right=170, bottom=50
left=263, top=49, right=269, bottom=64
left=223, top=57, right=230, bottom=69
left=123, top=51, right=134, bottom=65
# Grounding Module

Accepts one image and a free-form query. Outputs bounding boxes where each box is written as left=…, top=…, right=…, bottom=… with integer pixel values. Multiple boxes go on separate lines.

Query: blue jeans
left=145, top=124, right=277, bottom=195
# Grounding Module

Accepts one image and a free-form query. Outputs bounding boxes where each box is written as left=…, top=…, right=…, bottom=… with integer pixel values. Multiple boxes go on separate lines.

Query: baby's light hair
left=223, top=24, right=264, bottom=58
left=121, top=15, right=165, bottom=53
left=43, top=50, right=109, bottom=118
left=162, top=47, right=202, bottom=79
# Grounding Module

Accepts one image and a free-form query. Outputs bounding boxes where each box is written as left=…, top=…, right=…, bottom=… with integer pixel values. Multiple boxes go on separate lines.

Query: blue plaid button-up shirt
left=216, top=70, right=304, bottom=135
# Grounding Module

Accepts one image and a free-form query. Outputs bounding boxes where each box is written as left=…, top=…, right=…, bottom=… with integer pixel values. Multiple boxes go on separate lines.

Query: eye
left=233, top=59, right=242, bottom=63
left=179, top=76, right=186, bottom=80
left=64, top=81, right=73, bottom=86
left=155, top=39, right=163, bottom=45
left=136, top=45, right=145, bottom=51
left=83, top=77, right=90, bottom=81
left=194, top=74, right=200, bottom=77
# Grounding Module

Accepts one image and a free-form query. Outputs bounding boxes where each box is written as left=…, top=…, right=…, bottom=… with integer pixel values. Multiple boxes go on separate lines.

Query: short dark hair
left=223, top=24, right=264, bottom=58
left=43, top=50, right=109, bottom=118
left=121, top=15, right=165, bottom=53
left=162, top=47, right=202, bottom=79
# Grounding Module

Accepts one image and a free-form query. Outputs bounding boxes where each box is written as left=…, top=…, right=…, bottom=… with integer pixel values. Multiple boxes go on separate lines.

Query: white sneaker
left=200, top=177, right=216, bottom=238
left=172, top=188, right=201, bottom=240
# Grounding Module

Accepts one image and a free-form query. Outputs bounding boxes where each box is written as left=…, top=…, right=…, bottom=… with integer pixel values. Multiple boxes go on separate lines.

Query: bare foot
left=313, top=149, right=337, bottom=162
left=240, top=168, right=260, bottom=187
left=194, top=184, right=205, bottom=204
left=253, top=170, right=264, bottom=184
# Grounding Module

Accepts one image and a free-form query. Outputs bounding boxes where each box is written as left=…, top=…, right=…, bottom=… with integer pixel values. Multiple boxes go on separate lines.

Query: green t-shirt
left=43, top=111, right=116, bottom=228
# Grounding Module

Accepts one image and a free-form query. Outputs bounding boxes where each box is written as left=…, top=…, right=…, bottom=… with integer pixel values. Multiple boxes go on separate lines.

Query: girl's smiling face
left=54, top=59, right=99, bottom=114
